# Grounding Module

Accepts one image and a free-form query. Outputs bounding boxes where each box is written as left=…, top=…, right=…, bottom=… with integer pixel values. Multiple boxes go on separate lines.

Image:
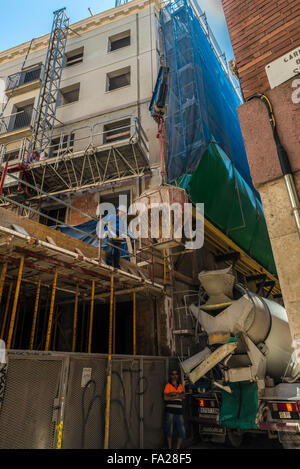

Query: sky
left=0, top=0, right=234, bottom=61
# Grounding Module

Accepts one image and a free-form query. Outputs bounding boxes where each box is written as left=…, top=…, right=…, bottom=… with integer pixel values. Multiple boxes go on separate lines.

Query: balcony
left=0, top=105, right=34, bottom=144
left=0, top=116, right=150, bottom=198
left=5, top=66, right=42, bottom=97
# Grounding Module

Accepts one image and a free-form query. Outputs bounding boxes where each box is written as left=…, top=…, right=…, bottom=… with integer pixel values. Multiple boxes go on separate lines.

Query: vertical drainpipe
left=247, top=94, right=300, bottom=238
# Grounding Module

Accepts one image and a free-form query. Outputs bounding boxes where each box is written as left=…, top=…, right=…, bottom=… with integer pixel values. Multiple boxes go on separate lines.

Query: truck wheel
left=226, top=429, right=243, bottom=448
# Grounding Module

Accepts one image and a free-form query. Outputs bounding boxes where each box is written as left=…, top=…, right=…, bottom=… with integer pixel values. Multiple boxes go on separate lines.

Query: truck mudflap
left=219, top=381, right=258, bottom=429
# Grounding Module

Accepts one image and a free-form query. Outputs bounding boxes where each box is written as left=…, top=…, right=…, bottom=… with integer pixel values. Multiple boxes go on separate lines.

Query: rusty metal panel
left=0, top=351, right=171, bottom=449
left=0, top=354, right=63, bottom=449
left=143, top=358, right=167, bottom=449
left=62, top=356, right=107, bottom=449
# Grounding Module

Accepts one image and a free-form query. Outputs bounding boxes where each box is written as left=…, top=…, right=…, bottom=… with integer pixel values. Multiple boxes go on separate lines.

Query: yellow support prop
left=0, top=263, right=8, bottom=306
left=113, top=296, right=116, bottom=354
left=72, top=284, right=79, bottom=352
left=0, top=280, right=13, bottom=340
left=104, top=274, right=114, bottom=450
left=7, top=256, right=24, bottom=350
left=29, top=275, right=42, bottom=350
left=133, top=291, right=136, bottom=355
left=45, top=267, right=58, bottom=351
left=88, top=280, right=95, bottom=354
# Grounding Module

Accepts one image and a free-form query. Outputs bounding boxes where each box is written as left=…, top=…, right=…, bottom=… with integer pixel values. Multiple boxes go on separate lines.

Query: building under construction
left=0, top=0, right=286, bottom=449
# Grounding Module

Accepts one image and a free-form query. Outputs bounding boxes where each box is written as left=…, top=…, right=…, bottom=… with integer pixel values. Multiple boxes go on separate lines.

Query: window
left=108, top=30, right=131, bottom=52
left=103, top=119, right=131, bottom=144
left=10, top=102, right=34, bottom=131
left=65, top=47, right=84, bottom=67
left=6, top=64, right=42, bottom=91
left=22, top=64, right=42, bottom=84
left=59, top=83, right=80, bottom=105
left=50, top=132, right=75, bottom=158
left=106, top=67, right=130, bottom=92
left=40, top=206, right=67, bottom=227
left=100, top=191, right=131, bottom=210
left=4, top=149, right=20, bottom=164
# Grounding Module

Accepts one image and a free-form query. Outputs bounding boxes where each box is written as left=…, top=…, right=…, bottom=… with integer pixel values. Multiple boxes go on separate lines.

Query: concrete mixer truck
left=181, top=268, right=300, bottom=449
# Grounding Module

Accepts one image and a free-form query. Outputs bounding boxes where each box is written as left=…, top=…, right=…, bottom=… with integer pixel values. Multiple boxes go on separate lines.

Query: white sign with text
left=266, top=46, right=300, bottom=89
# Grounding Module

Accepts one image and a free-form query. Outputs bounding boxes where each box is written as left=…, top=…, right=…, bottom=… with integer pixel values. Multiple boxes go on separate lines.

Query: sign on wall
left=266, top=46, right=300, bottom=89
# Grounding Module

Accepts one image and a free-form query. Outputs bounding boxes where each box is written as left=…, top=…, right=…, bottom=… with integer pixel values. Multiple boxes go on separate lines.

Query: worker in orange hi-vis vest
left=163, top=369, right=186, bottom=449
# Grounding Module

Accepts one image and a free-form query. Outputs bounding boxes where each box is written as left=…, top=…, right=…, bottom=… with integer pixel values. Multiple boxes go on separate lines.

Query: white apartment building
left=0, top=0, right=161, bottom=224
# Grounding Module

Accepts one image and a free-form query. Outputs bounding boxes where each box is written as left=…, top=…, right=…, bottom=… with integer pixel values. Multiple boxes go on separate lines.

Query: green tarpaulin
left=177, top=143, right=277, bottom=275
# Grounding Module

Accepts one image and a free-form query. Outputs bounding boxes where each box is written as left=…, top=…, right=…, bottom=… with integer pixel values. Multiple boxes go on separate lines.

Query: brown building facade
left=222, top=0, right=300, bottom=356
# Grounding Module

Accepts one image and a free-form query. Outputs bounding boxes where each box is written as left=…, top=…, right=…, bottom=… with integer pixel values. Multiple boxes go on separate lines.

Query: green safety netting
left=177, top=143, right=277, bottom=275
left=219, top=381, right=258, bottom=430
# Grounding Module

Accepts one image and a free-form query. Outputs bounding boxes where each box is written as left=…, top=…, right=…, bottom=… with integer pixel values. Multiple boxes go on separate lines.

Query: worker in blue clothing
left=101, top=207, right=125, bottom=269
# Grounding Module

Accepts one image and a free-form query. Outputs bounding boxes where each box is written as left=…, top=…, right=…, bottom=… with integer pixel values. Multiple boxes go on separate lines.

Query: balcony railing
left=5, top=66, right=42, bottom=91
left=0, top=115, right=150, bottom=196
left=0, top=109, right=34, bottom=135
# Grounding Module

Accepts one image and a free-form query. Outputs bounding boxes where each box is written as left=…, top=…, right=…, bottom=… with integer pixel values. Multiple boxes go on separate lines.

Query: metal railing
left=5, top=66, right=43, bottom=91
left=34, top=115, right=148, bottom=161
left=0, top=115, right=149, bottom=168
left=0, top=109, right=34, bottom=135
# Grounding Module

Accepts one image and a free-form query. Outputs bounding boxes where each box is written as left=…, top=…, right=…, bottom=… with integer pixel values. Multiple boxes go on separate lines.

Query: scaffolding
left=30, top=8, right=69, bottom=154
left=0, top=203, right=166, bottom=354
left=0, top=116, right=150, bottom=201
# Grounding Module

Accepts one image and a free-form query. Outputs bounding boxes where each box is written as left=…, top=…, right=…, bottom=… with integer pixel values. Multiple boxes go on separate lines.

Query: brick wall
left=222, top=0, right=300, bottom=99
left=67, top=192, right=98, bottom=225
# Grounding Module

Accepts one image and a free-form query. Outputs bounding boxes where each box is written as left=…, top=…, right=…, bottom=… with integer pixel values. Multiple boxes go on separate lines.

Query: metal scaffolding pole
left=29, top=275, right=42, bottom=350
left=0, top=280, right=13, bottom=340
left=45, top=267, right=58, bottom=351
left=113, top=296, right=116, bottom=354
left=0, top=263, right=7, bottom=306
left=104, top=274, right=114, bottom=449
left=7, top=256, right=24, bottom=349
left=72, top=284, right=79, bottom=352
left=30, top=8, right=69, bottom=154
left=88, top=280, right=95, bottom=353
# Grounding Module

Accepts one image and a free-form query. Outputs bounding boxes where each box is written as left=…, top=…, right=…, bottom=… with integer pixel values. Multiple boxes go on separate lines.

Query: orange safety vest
left=164, top=383, right=184, bottom=394
left=164, top=382, right=184, bottom=414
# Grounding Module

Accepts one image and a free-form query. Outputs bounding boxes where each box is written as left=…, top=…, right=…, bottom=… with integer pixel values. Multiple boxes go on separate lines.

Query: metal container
left=190, top=293, right=294, bottom=380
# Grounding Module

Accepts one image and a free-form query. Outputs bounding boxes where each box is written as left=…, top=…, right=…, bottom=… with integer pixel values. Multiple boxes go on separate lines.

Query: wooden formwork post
left=113, top=296, right=116, bottom=354
left=7, top=256, right=24, bottom=349
left=45, top=267, right=58, bottom=351
left=88, top=280, right=95, bottom=354
left=72, top=284, right=79, bottom=352
left=0, top=280, right=13, bottom=340
left=104, top=273, right=114, bottom=450
left=29, top=275, right=41, bottom=350
left=163, top=248, right=167, bottom=289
